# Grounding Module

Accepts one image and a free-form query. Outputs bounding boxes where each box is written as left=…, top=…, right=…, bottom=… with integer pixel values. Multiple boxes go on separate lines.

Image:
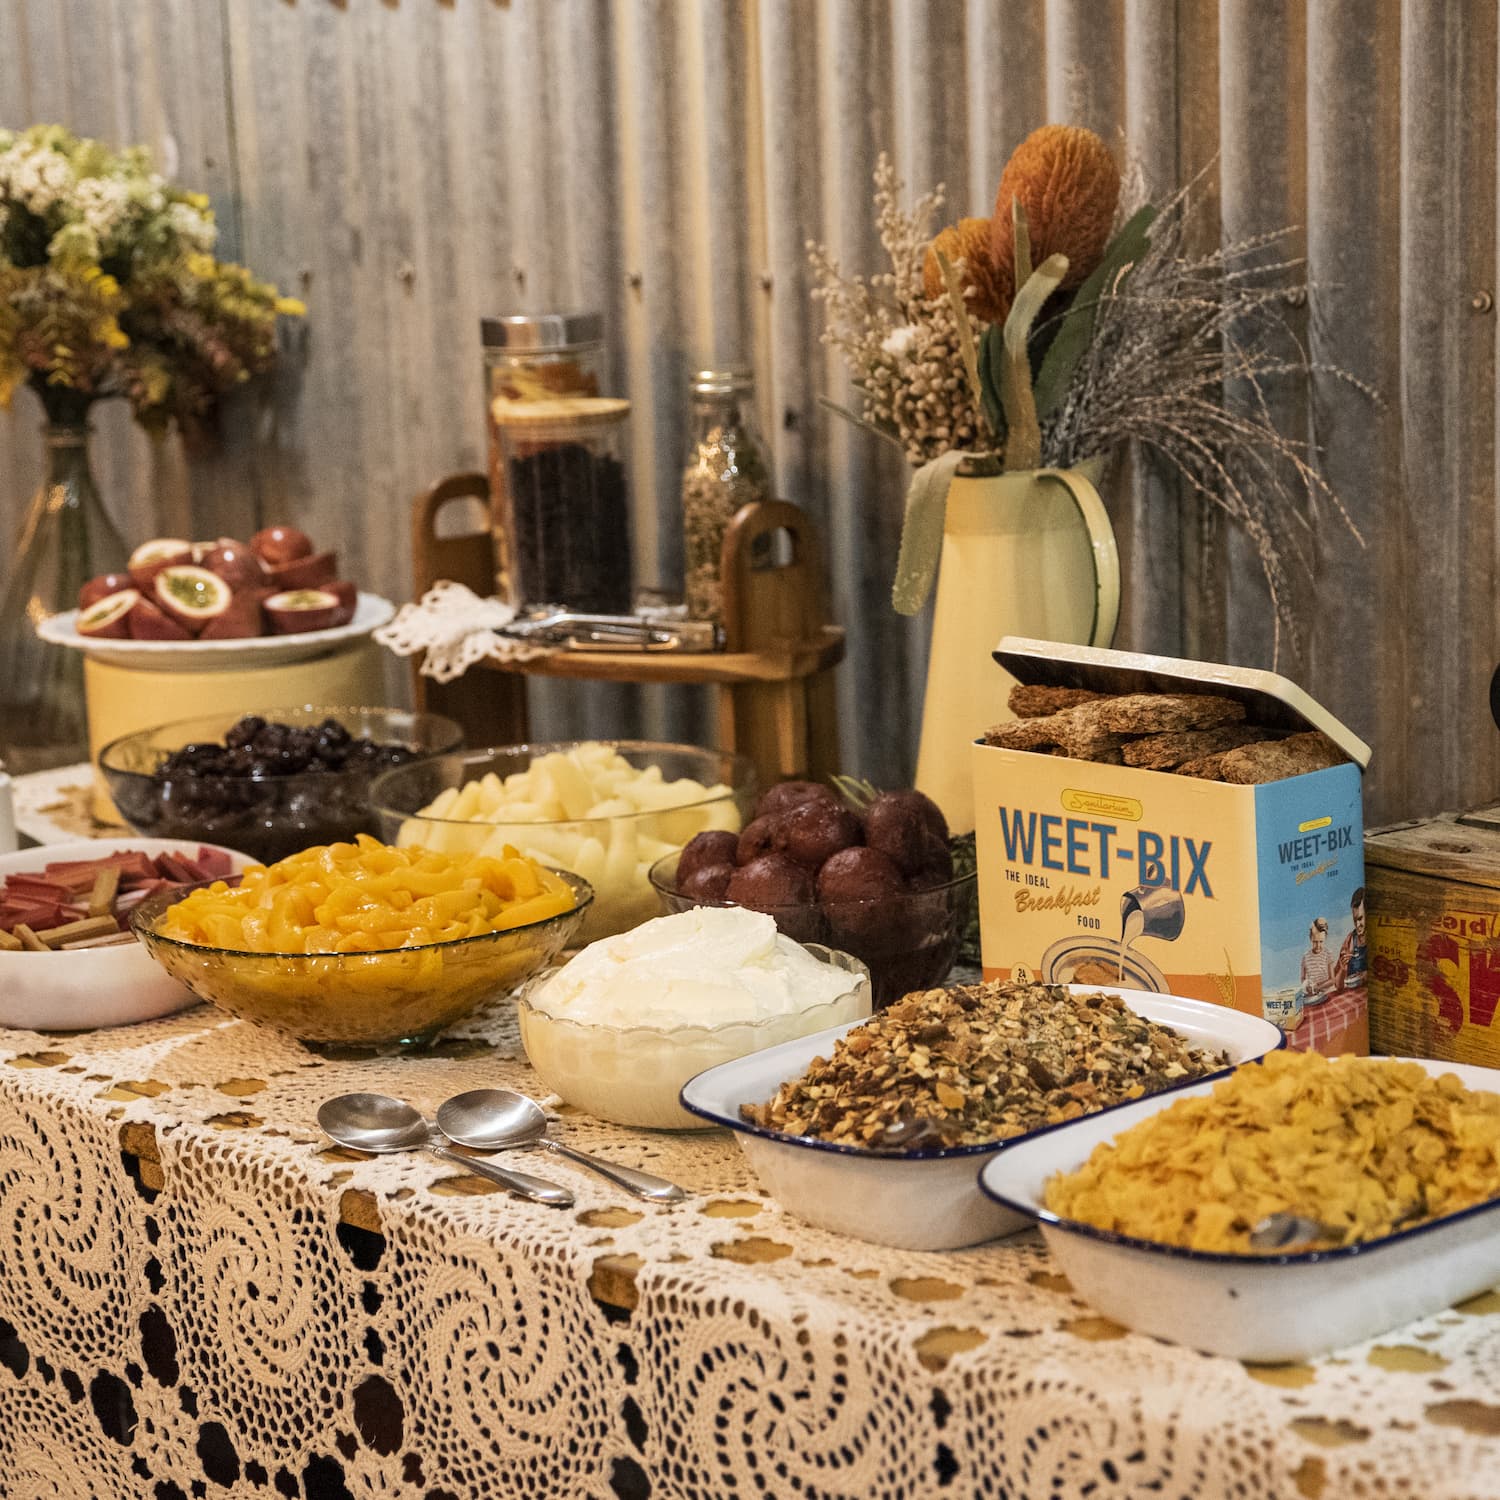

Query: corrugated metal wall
left=1, top=0, right=1495, bottom=824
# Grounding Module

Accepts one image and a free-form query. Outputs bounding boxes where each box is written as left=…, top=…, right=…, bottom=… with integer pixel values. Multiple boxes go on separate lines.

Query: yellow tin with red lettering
left=1365, top=808, right=1500, bottom=1067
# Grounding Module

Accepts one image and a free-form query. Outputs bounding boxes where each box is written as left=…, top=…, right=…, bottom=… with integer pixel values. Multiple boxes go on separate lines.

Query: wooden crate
left=1366, top=806, right=1500, bottom=1065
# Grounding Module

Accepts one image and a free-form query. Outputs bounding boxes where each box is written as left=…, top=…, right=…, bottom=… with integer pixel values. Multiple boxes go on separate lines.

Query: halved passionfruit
left=77, top=588, right=140, bottom=638
left=198, top=589, right=269, bottom=640
left=126, top=596, right=193, bottom=640
left=78, top=572, right=134, bottom=610
left=200, top=541, right=270, bottom=590
left=267, top=550, right=337, bottom=591
left=153, top=565, right=233, bottom=632
left=250, top=524, right=313, bottom=566
left=127, top=538, right=193, bottom=591
left=264, top=587, right=342, bottom=634
left=325, top=580, right=357, bottom=626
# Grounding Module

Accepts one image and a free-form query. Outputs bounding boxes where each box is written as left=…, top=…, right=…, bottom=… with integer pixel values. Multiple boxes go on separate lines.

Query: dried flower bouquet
left=0, top=125, right=304, bottom=432
left=809, top=126, right=1368, bottom=661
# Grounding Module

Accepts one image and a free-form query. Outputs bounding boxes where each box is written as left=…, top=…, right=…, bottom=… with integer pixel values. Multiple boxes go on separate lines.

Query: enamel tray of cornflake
left=979, top=1055, right=1500, bottom=1362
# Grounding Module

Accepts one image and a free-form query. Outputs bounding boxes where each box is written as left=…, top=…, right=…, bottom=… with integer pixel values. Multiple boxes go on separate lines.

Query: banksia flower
left=921, top=217, right=1014, bottom=324
left=990, top=125, right=1120, bottom=289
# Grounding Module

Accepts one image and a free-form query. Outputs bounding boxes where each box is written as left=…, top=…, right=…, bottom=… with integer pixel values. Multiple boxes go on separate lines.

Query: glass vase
left=0, top=414, right=128, bottom=773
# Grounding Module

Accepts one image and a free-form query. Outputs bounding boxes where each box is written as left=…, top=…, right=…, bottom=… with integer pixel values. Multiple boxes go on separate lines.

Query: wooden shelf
left=411, top=478, right=847, bottom=784
left=477, top=625, right=845, bottom=685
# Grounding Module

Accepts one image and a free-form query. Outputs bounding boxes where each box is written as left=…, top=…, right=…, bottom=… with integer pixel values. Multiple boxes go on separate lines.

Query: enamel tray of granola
left=679, top=980, right=1283, bottom=1250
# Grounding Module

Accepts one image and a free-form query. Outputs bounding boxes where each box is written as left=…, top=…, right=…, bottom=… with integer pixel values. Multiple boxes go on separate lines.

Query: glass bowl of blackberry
left=99, top=707, right=464, bottom=864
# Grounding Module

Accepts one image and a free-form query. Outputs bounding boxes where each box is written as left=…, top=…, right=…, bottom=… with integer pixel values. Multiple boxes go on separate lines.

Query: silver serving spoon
left=317, top=1092, right=574, bottom=1208
left=1248, top=1212, right=1331, bottom=1251
left=436, top=1088, right=686, bottom=1204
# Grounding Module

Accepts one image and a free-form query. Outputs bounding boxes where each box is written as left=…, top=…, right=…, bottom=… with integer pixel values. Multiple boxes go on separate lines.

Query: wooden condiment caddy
left=409, top=473, right=845, bottom=790
left=1366, top=806, right=1500, bottom=1064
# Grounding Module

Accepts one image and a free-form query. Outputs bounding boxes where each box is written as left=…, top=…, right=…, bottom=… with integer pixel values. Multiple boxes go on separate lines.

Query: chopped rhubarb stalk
left=194, top=847, right=233, bottom=878
left=88, top=867, right=121, bottom=917
left=3, top=846, right=235, bottom=945
left=35, top=916, right=121, bottom=948
left=6, top=876, right=76, bottom=900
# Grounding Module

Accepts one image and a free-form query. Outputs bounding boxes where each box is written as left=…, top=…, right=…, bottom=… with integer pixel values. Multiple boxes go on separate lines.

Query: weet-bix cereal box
left=972, top=640, right=1370, bottom=1056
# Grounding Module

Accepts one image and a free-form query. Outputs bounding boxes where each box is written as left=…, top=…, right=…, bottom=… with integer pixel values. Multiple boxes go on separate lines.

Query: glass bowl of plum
left=649, top=780, right=977, bottom=1009
left=99, top=707, right=463, bottom=864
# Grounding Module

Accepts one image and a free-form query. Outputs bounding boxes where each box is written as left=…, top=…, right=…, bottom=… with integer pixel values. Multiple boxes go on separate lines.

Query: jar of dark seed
left=483, top=313, right=606, bottom=598
left=491, top=397, right=634, bottom=614
left=679, top=369, right=771, bottom=624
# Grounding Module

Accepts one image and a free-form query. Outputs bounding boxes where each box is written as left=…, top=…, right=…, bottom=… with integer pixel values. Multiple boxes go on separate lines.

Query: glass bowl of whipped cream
left=516, top=906, right=871, bottom=1129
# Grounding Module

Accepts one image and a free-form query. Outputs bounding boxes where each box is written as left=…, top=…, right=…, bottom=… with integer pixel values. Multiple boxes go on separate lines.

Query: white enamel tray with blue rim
left=678, top=985, right=1284, bottom=1252
left=37, top=592, right=394, bottom=671
left=978, top=1056, right=1500, bottom=1362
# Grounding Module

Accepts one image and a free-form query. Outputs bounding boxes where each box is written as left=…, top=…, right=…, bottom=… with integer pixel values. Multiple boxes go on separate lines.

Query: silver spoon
left=317, top=1092, right=574, bottom=1208
left=1248, top=1212, right=1331, bottom=1251
left=436, top=1088, right=686, bottom=1204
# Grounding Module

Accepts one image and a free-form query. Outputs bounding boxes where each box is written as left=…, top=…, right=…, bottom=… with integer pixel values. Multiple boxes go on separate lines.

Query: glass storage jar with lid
left=482, top=312, right=605, bottom=405
left=482, top=312, right=609, bottom=603
left=679, top=368, right=771, bottom=624
left=491, top=397, right=634, bottom=615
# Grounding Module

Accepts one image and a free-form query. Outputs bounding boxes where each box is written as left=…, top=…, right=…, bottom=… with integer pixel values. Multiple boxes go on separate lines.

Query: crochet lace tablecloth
left=2, top=1001, right=1500, bottom=1500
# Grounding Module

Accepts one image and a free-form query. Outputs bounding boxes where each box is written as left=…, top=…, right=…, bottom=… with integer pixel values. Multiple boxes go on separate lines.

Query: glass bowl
left=99, top=706, right=464, bottom=864
left=649, top=850, right=977, bottom=1010
left=517, top=944, right=870, bottom=1130
left=371, top=741, right=756, bottom=945
left=131, top=870, right=592, bottom=1049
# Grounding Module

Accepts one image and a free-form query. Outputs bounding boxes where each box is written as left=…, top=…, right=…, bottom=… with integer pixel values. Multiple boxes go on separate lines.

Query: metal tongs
left=503, top=609, right=722, bottom=654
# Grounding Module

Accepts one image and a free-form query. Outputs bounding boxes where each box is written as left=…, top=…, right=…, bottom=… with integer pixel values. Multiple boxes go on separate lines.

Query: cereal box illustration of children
left=1333, top=887, right=1368, bottom=992
left=1299, top=916, right=1335, bottom=1005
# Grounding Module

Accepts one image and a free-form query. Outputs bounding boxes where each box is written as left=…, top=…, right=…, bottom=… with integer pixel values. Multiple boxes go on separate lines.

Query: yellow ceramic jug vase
left=914, top=458, right=1119, bottom=832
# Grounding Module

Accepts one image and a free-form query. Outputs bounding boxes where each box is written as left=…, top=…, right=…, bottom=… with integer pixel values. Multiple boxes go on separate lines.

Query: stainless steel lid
left=690, top=367, right=755, bottom=395
left=480, top=312, right=603, bottom=350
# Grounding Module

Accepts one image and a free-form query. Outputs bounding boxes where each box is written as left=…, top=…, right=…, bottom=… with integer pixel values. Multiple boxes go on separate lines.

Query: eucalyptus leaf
left=1001, top=253, right=1069, bottom=471
left=891, top=448, right=971, bottom=615
left=1034, top=204, right=1157, bottom=421
left=935, top=248, right=993, bottom=449
left=976, top=323, right=1007, bottom=449
left=1011, top=197, right=1032, bottom=287
left=815, top=394, right=906, bottom=452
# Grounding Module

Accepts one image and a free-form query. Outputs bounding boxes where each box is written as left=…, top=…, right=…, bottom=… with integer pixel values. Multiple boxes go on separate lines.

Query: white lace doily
left=1, top=1000, right=1499, bottom=1498
left=374, top=580, right=549, bottom=682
